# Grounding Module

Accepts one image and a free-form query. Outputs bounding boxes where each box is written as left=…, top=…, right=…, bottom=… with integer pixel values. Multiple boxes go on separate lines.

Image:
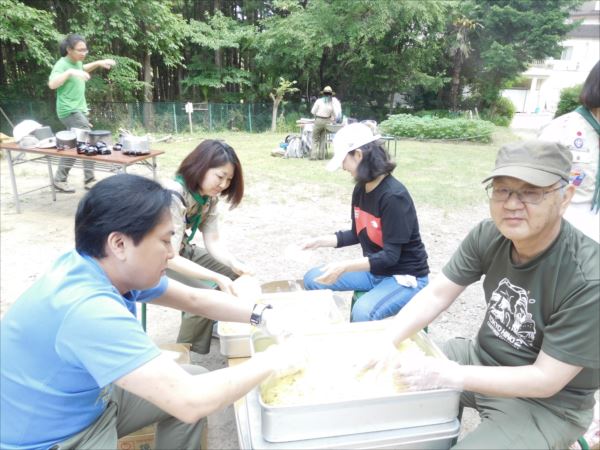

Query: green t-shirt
left=49, top=57, right=87, bottom=119
left=443, top=219, right=599, bottom=412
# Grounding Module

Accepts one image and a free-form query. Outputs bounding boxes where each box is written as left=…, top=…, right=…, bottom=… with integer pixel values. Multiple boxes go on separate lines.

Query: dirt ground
left=1, top=153, right=491, bottom=447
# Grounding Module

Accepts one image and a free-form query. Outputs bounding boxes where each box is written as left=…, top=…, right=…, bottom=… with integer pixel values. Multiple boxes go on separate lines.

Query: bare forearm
left=168, top=255, right=226, bottom=284
left=340, top=257, right=370, bottom=273
left=117, top=354, right=275, bottom=423
left=154, top=284, right=253, bottom=322
left=48, top=71, right=71, bottom=90
left=388, top=275, right=464, bottom=346
left=83, top=60, right=104, bottom=72
left=187, top=354, right=274, bottom=417
left=461, top=364, right=575, bottom=398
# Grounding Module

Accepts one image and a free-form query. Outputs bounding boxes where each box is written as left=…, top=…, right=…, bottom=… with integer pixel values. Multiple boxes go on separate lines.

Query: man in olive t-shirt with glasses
left=368, top=140, right=599, bottom=449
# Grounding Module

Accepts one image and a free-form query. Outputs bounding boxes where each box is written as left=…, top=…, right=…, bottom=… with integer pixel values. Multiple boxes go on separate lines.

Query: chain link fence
left=0, top=100, right=388, bottom=137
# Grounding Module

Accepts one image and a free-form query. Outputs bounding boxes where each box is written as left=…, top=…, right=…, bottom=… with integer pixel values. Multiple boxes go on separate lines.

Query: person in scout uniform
left=0, top=174, right=303, bottom=450
left=367, top=140, right=599, bottom=449
left=538, top=60, right=600, bottom=242
left=162, top=139, right=253, bottom=354
left=48, top=33, right=116, bottom=193
left=310, top=85, right=342, bottom=160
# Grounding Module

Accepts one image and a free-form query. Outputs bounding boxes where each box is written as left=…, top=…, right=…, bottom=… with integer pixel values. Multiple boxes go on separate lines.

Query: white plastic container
left=219, top=290, right=343, bottom=358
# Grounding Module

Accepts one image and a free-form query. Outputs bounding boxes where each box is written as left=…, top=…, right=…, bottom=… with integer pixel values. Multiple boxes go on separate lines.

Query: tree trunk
left=450, top=53, right=462, bottom=112
left=143, top=49, right=153, bottom=129
left=270, top=94, right=280, bottom=132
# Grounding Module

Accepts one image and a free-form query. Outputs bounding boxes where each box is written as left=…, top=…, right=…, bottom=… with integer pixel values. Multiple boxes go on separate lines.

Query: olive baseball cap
left=481, top=140, right=572, bottom=187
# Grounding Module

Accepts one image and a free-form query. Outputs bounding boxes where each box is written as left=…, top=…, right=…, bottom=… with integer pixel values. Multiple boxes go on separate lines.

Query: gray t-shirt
left=443, top=219, right=599, bottom=411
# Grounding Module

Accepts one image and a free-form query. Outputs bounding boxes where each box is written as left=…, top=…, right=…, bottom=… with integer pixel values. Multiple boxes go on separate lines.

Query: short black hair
left=353, top=141, right=396, bottom=184
left=580, top=60, right=600, bottom=109
left=75, top=174, right=172, bottom=258
left=59, top=34, right=86, bottom=57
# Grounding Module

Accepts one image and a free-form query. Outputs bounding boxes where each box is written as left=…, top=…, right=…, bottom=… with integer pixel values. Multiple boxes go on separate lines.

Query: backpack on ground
left=284, top=135, right=304, bottom=158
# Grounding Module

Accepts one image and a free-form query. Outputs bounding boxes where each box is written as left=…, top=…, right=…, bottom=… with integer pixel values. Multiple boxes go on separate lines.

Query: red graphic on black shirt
left=354, top=207, right=383, bottom=247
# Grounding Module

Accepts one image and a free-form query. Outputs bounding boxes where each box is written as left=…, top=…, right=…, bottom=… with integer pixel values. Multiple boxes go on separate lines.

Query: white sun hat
left=12, top=120, right=43, bottom=142
left=326, top=123, right=381, bottom=171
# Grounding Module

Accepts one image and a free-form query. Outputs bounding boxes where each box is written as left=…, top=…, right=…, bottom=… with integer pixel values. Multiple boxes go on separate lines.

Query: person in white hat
left=310, top=86, right=342, bottom=160
left=48, top=34, right=116, bottom=193
left=301, top=122, right=430, bottom=322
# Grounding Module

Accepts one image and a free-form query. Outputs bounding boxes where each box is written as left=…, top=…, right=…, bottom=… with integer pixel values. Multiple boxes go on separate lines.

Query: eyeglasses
left=73, top=48, right=89, bottom=54
left=485, top=184, right=565, bottom=205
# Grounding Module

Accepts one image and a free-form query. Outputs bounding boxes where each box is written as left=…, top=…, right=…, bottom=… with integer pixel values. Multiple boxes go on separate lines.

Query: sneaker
left=84, top=179, right=98, bottom=190
left=53, top=181, right=75, bottom=193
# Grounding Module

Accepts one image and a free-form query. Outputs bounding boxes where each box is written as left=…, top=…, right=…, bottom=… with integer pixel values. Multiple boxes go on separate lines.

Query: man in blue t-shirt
left=0, top=174, right=302, bottom=450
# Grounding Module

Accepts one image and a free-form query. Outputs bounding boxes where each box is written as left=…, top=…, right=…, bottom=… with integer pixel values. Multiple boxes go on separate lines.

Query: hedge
left=379, top=114, right=495, bottom=143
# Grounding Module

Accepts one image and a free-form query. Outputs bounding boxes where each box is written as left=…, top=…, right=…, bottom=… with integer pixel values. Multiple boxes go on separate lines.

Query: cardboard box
left=117, top=343, right=192, bottom=449
left=117, top=425, right=155, bottom=450
left=260, top=279, right=304, bottom=293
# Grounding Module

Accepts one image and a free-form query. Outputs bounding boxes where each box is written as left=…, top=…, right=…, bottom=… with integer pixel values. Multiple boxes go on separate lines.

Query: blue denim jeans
left=303, top=267, right=428, bottom=322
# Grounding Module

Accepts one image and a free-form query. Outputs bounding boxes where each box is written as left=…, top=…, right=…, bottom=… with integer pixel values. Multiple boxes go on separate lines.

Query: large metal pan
left=252, top=323, right=460, bottom=442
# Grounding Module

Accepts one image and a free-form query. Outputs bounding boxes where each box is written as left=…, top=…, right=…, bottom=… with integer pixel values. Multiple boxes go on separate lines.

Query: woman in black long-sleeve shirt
left=302, top=123, right=429, bottom=322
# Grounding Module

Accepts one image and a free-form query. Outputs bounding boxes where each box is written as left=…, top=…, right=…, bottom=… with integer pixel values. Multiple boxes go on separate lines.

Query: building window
left=561, top=46, right=573, bottom=60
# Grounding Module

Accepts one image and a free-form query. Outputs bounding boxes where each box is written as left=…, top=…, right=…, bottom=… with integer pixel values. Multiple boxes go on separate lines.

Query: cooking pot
left=55, top=131, right=77, bottom=150
left=32, top=126, right=54, bottom=140
left=71, top=127, right=89, bottom=143
left=88, top=130, right=112, bottom=145
left=121, top=135, right=150, bottom=155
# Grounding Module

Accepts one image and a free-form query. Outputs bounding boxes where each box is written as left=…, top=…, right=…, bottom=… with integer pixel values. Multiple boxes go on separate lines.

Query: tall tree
left=0, top=0, right=57, bottom=99
left=462, top=0, right=582, bottom=108
left=269, top=77, right=298, bottom=131
left=448, top=16, right=482, bottom=111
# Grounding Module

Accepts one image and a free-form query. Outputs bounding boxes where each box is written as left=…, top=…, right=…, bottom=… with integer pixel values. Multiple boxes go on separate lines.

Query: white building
left=502, top=0, right=600, bottom=114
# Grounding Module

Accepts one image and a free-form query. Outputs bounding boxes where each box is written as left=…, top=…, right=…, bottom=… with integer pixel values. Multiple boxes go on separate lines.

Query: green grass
left=153, top=128, right=518, bottom=211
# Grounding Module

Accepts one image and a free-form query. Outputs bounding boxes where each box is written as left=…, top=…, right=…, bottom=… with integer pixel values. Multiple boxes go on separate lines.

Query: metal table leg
left=152, top=156, right=157, bottom=180
left=46, top=156, right=56, bottom=202
left=5, top=150, right=21, bottom=214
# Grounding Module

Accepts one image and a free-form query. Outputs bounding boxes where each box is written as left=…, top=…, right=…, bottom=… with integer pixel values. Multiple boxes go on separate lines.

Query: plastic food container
left=219, top=290, right=343, bottom=358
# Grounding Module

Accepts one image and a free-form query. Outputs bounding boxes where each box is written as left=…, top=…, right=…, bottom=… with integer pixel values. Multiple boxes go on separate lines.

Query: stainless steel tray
left=253, top=322, right=460, bottom=442
left=246, top=389, right=460, bottom=449
left=219, top=290, right=343, bottom=358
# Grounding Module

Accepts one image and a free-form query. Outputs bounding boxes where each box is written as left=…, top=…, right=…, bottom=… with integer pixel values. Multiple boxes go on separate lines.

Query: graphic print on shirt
left=354, top=207, right=383, bottom=247
left=486, top=278, right=536, bottom=349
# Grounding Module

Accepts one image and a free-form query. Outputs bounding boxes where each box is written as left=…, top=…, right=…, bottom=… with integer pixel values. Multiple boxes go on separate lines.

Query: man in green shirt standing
left=48, top=34, right=116, bottom=193
left=369, top=140, right=599, bottom=449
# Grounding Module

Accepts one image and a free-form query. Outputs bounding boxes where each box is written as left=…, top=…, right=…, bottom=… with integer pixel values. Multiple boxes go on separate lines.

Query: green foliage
left=380, top=114, right=494, bottom=142
left=462, top=0, right=582, bottom=108
left=0, top=0, right=585, bottom=113
left=86, top=56, right=146, bottom=103
left=480, top=97, right=516, bottom=127
left=554, top=84, right=582, bottom=118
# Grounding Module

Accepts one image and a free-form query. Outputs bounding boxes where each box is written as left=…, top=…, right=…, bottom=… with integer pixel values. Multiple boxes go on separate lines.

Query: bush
left=480, top=97, right=516, bottom=127
left=554, top=84, right=582, bottom=118
left=379, top=114, right=495, bottom=143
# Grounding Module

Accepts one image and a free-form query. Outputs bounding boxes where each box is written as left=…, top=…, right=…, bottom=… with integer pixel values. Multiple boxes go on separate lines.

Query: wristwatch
left=250, top=303, right=273, bottom=326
